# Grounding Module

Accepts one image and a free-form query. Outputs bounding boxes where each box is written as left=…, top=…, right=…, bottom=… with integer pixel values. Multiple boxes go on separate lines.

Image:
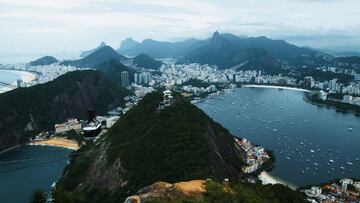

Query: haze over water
left=197, top=87, right=360, bottom=186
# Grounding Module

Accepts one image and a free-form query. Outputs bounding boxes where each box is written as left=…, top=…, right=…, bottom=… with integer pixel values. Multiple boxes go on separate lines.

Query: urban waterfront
left=196, top=87, right=360, bottom=186
left=0, top=145, right=72, bottom=203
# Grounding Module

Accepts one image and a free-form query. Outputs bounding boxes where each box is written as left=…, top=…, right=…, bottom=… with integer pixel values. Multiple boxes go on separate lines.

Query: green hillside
left=0, top=70, right=130, bottom=151
left=54, top=91, right=244, bottom=202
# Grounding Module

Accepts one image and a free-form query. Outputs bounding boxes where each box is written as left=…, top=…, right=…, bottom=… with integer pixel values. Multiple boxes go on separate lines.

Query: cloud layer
left=1, top=0, right=360, bottom=55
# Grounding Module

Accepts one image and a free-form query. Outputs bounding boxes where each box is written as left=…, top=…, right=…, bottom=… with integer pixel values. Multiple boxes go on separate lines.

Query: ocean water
left=0, top=70, right=21, bottom=85
left=196, top=87, right=360, bottom=186
left=0, top=145, right=72, bottom=203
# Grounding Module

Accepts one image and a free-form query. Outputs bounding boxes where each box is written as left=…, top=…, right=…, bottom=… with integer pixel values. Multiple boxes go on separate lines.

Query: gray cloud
left=0, top=0, right=360, bottom=57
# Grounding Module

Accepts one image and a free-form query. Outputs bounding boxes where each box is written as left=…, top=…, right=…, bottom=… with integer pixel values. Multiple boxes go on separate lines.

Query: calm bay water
left=0, top=145, right=71, bottom=203
left=196, top=87, right=360, bottom=186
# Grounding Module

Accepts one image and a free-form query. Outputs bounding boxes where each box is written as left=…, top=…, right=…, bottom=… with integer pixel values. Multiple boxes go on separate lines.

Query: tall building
left=329, top=78, right=338, bottom=92
left=304, top=76, right=314, bottom=88
left=134, top=73, right=138, bottom=84
left=142, top=72, right=151, bottom=84
left=121, top=71, right=129, bottom=87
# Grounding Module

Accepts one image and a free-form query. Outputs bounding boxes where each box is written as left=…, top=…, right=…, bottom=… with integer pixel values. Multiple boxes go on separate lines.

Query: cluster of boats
left=198, top=90, right=359, bottom=182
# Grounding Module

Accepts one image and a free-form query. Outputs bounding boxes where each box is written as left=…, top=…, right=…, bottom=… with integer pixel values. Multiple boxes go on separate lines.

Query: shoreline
left=29, top=137, right=79, bottom=150
left=0, top=69, right=37, bottom=93
left=242, top=84, right=310, bottom=92
left=303, top=94, right=360, bottom=116
left=258, top=171, right=297, bottom=190
left=0, top=69, right=37, bottom=83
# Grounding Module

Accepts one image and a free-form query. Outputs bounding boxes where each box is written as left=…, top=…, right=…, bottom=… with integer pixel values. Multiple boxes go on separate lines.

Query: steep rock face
left=55, top=91, right=244, bottom=202
left=0, top=70, right=130, bottom=151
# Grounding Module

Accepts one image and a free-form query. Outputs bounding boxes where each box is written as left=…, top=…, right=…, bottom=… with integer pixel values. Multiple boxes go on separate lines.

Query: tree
left=30, top=189, right=47, bottom=203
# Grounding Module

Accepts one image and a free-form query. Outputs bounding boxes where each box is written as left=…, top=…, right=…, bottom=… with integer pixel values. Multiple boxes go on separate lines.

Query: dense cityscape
left=1, top=0, right=360, bottom=201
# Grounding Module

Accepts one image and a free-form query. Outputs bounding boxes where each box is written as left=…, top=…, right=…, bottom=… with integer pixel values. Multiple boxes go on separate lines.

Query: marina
left=196, top=87, right=360, bottom=186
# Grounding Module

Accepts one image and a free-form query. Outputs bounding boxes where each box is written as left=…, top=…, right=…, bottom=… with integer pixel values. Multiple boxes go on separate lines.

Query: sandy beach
left=30, top=137, right=79, bottom=150
left=242, top=84, right=310, bottom=92
left=258, top=171, right=297, bottom=190
left=4, top=70, right=37, bottom=83
left=0, top=70, right=37, bottom=93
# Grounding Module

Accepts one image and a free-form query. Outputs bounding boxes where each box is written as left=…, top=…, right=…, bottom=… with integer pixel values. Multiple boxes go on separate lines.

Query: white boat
left=310, top=150, right=315, bottom=153
left=348, top=128, right=353, bottom=131
left=286, top=157, right=291, bottom=160
left=329, top=159, right=334, bottom=163
left=346, top=162, right=354, bottom=166
left=314, top=163, right=318, bottom=166
left=340, top=166, right=346, bottom=170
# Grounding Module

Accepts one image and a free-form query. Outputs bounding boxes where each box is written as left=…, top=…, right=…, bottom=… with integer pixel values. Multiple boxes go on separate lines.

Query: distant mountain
left=94, top=59, right=136, bottom=84
left=80, top=42, right=107, bottom=57
left=132, top=53, right=163, bottom=69
left=0, top=70, right=130, bottom=152
left=180, top=31, right=281, bottom=73
left=118, top=32, right=333, bottom=70
left=118, top=38, right=139, bottom=54
left=336, top=56, right=360, bottom=64
left=319, top=49, right=360, bottom=57
left=334, top=52, right=360, bottom=57
left=54, top=91, right=246, bottom=202
left=62, top=46, right=127, bottom=68
left=334, top=56, right=360, bottom=71
left=117, top=38, right=205, bottom=58
left=29, top=56, right=58, bottom=66
left=220, top=34, right=318, bottom=60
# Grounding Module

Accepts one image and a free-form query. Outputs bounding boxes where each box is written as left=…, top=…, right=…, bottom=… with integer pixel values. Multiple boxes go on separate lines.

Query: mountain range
left=58, top=32, right=360, bottom=74
left=61, top=45, right=162, bottom=72
left=117, top=31, right=360, bottom=73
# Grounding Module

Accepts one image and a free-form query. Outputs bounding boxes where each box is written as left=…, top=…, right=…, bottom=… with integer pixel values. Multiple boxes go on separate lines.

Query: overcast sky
left=1, top=0, right=360, bottom=57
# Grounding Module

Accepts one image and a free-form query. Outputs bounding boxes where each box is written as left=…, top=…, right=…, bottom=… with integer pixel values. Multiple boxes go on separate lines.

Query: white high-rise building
left=134, top=73, right=138, bottom=84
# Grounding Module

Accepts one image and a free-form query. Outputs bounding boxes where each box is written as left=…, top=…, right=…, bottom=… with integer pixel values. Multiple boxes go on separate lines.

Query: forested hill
left=0, top=70, right=130, bottom=151
left=54, top=91, right=245, bottom=202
